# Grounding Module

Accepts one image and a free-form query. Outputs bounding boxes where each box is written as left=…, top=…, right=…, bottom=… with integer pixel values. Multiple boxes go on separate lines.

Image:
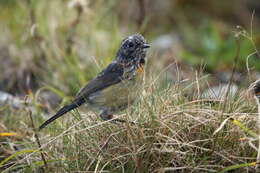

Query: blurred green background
left=0, top=0, right=259, bottom=95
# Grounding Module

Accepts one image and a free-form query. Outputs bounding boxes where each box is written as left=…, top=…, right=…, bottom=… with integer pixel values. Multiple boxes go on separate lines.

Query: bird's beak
left=142, top=44, right=150, bottom=49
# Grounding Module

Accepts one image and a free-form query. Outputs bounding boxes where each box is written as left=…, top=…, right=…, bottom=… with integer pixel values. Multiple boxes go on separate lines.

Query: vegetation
left=0, top=0, right=259, bottom=172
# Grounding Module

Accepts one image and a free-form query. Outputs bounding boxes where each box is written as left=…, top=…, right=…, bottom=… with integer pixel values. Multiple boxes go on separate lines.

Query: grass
left=1, top=74, right=259, bottom=172
left=0, top=0, right=260, bottom=172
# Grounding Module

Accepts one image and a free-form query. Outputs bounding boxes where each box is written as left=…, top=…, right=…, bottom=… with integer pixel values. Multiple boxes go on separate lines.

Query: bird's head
left=116, top=34, right=150, bottom=66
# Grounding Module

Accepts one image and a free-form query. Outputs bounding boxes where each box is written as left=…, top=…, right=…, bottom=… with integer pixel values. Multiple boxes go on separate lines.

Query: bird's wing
left=39, top=62, right=124, bottom=130
left=76, top=62, right=124, bottom=99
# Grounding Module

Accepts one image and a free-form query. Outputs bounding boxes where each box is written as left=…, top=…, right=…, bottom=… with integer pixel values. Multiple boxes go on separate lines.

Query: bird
left=253, top=79, right=260, bottom=100
left=39, top=34, right=150, bottom=130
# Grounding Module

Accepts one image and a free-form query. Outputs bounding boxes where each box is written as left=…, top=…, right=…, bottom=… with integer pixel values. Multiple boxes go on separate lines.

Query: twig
left=221, top=36, right=241, bottom=119
left=246, top=11, right=259, bottom=83
left=137, top=0, right=146, bottom=32
left=211, top=33, right=241, bottom=156
left=96, top=130, right=123, bottom=156
left=249, top=10, right=260, bottom=59
left=28, top=110, right=48, bottom=171
left=195, top=70, right=201, bottom=100
left=66, top=3, right=84, bottom=55
left=27, top=0, right=46, bottom=61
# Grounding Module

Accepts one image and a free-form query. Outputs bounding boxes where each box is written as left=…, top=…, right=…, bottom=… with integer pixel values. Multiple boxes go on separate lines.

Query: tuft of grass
left=1, top=75, right=259, bottom=172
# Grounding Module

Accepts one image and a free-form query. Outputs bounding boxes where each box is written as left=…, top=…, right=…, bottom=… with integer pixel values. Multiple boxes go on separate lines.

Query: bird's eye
left=128, top=41, right=134, bottom=48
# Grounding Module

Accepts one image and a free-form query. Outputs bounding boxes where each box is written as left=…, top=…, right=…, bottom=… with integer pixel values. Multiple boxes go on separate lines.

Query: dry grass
left=0, top=75, right=259, bottom=172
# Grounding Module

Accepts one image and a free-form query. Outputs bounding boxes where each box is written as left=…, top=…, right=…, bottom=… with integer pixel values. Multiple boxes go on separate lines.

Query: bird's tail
left=39, top=100, right=83, bottom=130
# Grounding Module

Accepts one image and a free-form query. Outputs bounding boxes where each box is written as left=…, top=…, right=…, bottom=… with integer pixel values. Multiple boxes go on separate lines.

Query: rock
left=152, top=34, right=175, bottom=50
left=215, top=71, right=244, bottom=84
left=37, top=90, right=61, bottom=114
left=151, top=34, right=183, bottom=55
left=202, top=84, right=238, bottom=100
left=255, top=72, right=260, bottom=80
left=0, top=91, right=23, bottom=109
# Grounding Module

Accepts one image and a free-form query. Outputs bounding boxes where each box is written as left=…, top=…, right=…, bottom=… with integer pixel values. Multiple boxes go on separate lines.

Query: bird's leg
left=99, top=110, right=135, bottom=125
left=99, top=111, right=113, bottom=121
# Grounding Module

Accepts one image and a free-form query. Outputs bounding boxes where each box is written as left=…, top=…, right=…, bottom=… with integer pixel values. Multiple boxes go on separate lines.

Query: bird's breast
left=87, top=72, right=143, bottom=112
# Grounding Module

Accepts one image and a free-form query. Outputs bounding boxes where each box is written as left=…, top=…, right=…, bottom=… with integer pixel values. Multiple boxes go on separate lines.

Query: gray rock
left=152, top=34, right=183, bottom=55
left=0, top=91, right=23, bottom=109
left=202, top=84, right=238, bottom=100
left=216, top=71, right=244, bottom=84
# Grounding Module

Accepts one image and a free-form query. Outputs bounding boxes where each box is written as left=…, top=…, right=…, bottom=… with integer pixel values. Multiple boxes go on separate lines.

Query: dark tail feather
left=39, top=101, right=83, bottom=130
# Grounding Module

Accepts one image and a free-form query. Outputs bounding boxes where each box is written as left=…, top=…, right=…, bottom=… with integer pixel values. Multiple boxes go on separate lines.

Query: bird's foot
left=99, top=113, right=135, bottom=125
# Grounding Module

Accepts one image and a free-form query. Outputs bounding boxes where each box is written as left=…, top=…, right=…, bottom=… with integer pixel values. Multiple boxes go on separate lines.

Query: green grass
left=0, top=0, right=260, bottom=172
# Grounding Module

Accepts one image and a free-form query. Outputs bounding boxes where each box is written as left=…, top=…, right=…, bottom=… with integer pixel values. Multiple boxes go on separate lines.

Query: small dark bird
left=39, top=34, right=150, bottom=129
left=253, top=79, right=260, bottom=100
